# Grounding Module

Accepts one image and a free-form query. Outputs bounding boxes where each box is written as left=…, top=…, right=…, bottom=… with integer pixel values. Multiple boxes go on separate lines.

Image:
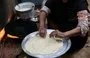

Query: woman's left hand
left=50, top=30, right=66, bottom=38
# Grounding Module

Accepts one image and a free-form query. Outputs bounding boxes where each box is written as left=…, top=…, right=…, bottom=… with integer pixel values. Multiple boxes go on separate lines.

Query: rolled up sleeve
left=41, top=0, right=53, bottom=14
left=41, top=6, right=51, bottom=14
left=77, top=10, right=89, bottom=36
left=78, top=18, right=89, bottom=36
left=77, top=0, right=89, bottom=36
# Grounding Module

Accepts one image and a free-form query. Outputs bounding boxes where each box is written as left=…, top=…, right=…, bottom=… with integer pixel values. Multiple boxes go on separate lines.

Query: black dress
left=45, top=0, right=88, bottom=53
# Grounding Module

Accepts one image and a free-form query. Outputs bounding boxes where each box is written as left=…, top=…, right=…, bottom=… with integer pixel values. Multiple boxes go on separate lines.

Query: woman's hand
left=50, top=30, right=66, bottom=38
left=39, top=27, right=47, bottom=38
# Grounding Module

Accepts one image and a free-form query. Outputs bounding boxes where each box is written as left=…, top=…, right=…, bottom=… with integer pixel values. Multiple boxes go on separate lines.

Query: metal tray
left=21, top=29, right=71, bottom=58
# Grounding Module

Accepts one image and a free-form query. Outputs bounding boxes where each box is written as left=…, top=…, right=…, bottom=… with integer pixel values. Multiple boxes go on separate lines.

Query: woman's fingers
left=40, top=30, right=46, bottom=37
left=50, top=30, right=66, bottom=38
left=50, top=31, right=57, bottom=38
left=39, top=27, right=47, bottom=38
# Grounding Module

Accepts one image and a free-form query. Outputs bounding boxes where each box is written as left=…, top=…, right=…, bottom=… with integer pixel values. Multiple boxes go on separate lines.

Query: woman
left=39, top=0, right=89, bottom=53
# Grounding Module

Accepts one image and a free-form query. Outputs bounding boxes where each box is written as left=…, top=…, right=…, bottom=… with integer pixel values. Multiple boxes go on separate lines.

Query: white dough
left=25, top=34, right=63, bottom=55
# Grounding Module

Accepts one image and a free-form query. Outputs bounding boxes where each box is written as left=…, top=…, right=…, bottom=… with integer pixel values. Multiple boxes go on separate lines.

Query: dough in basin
left=25, top=34, right=63, bottom=54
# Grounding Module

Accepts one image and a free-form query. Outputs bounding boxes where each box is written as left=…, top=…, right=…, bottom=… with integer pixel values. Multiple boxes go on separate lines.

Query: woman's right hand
left=39, top=27, right=47, bottom=38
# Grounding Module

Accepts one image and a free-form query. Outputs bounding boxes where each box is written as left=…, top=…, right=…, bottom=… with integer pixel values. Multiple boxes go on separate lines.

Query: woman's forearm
left=64, top=10, right=89, bottom=38
left=64, top=27, right=81, bottom=37
left=39, top=11, right=47, bottom=28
